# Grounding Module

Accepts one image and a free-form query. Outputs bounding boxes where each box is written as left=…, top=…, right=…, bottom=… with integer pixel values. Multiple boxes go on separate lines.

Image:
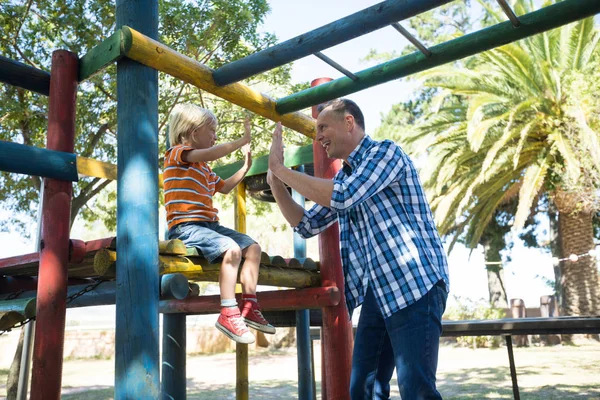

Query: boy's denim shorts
left=168, top=221, right=257, bottom=263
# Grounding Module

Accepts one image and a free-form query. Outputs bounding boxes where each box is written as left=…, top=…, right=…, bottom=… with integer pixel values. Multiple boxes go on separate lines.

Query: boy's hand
left=269, top=122, right=284, bottom=173
left=242, top=117, right=251, bottom=145
left=242, top=143, right=252, bottom=170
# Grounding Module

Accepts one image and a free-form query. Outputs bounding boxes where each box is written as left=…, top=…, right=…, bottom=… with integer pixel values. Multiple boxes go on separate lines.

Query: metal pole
left=161, top=313, right=186, bottom=400
left=16, top=183, right=43, bottom=400
left=505, top=335, right=521, bottom=400
left=293, top=166, right=315, bottom=400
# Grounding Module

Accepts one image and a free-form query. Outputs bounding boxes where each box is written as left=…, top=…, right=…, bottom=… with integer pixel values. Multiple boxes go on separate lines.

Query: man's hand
left=242, top=143, right=252, bottom=170
left=269, top=122, right=284, bottom=174
left=242, top=116, right=252, bottom=145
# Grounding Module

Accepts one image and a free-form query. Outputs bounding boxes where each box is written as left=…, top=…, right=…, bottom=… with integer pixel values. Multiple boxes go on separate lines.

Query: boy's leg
left=238, top=243, right=275, bottom=334
left=350, top=287, right=395, bottom=400
left=385, top=280, right=447, bottom=400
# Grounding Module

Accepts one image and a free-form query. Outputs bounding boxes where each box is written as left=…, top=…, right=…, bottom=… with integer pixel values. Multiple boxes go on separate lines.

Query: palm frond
left=514, top=157, right=549, bottom=230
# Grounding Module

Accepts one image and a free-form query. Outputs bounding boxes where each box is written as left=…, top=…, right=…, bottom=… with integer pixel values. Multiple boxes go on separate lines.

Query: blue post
left=161, top=314, right=186, bottom=400
left=292, top=165, right=315, bottom=400
left=115, top=0, right=160, bottom=398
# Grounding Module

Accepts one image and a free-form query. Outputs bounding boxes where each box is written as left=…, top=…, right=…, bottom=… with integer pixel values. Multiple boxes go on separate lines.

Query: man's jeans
left=350, top=280, right=448, bottom=399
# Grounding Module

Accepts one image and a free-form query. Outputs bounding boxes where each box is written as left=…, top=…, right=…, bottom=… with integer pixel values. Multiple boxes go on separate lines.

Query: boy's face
left=188, top=123, right=217, bottom=149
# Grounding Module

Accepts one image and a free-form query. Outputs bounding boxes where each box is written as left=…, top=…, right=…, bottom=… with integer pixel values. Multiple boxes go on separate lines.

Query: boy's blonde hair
left=168, top=103, right=218, bottom=146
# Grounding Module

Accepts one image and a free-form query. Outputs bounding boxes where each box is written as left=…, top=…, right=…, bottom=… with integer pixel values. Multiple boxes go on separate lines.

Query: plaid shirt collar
left=342, top=134, right=373, bottom=174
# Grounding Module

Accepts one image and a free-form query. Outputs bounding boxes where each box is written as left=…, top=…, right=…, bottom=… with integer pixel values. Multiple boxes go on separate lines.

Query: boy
left=164, top=103, right=275, bottom=344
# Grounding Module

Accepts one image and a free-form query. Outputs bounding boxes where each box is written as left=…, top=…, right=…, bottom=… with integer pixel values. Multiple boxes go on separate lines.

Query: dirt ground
left=1, top=341, right=599, bottom=399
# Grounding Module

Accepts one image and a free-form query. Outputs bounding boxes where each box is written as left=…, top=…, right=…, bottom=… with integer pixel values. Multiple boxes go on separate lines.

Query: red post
left=311, top=77, right=353, bottom=400
left=30, top=50, right=78, bottom=400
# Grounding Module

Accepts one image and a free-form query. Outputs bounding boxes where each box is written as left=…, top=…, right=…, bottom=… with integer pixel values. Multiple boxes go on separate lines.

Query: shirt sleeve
left=330, top=141, right=406, bottom=213
left=293, top=203, right=338, bottom=239
left=169, top=145, right=194, bottom=166
left=211, top=171, right=225, bottom=193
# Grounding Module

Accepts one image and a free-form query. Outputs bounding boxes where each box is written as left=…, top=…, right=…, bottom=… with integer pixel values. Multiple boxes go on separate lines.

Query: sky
left=2, top=0, right=598, bottom=326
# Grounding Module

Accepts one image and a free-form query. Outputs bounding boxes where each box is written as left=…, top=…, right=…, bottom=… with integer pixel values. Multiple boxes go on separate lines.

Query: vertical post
left=293, top=166, right=315, bottom=400
left=311, top=77, right=353, bottom=400
left=234, top=182, right=249, bottom=400
left=505, top=335, right=521, bottom=400
left=510, top=298, right=528, bottom=347
left=161, top=313, right=186, bottom=400
left=30, top=50, right=78, bottom=400
left=115, top=0, right=160, bottom=397
left=17, top=184, right=44, bottom=400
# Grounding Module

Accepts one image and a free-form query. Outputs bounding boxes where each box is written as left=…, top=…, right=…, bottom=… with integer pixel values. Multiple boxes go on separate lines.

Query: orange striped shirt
left=163, top=145, right=225, bottom=230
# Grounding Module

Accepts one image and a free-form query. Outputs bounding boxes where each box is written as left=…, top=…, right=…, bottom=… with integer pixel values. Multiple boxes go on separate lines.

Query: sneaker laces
left=230, top=313, right=248, bottom=331
left=252, top=309, right=269, bottom=325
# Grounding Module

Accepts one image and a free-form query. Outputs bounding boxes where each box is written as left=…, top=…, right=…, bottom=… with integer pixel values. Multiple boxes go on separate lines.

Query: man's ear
left=345, top=114, right=355, bottom=132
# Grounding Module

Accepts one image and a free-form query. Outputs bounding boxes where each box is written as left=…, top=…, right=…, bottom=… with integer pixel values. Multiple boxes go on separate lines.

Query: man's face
left=316, top=107, right=348, bottom=159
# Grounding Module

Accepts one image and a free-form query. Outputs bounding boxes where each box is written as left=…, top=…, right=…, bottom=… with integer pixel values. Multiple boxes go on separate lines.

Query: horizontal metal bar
left=309, top=316, right=600, bottom=340
left=391, top=23, right=432, bottom=57
left=276, top=0, right=600, bottom=114
left=497, top=0, right=521, bottom=27
left=0, top=140, right=79, bottom=182
left=0, top=55, right=50, bottom=96
left=212, top=0, right=453, bottom=86
left=314, top=52, right=359, bottom=81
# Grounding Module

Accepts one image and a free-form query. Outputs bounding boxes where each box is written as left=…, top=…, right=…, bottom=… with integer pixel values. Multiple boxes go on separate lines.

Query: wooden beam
left=276, top=0, right=600, bottom=114
left=213, top=144, right=313, bottom=180
left=0, top=140, right=78, bottom=182
left=0, top=55, right=50, bottom=96
left=160, top=286, right=340, bottom=314
left=212, top=0, right=453, bottom=85
left=78, top=30, right=124, bottom=82
left=93, top=249, right=321, bottom=288
left=120, top=26, right=316, bottom=139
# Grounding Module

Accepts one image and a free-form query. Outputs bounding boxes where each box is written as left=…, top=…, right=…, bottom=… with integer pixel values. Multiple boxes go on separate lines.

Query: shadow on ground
left=57, top=365, right=598, bottom=400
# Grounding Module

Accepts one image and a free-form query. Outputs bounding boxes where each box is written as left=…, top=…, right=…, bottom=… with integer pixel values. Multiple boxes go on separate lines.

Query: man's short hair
left=317, top=98, right=365, bottom=132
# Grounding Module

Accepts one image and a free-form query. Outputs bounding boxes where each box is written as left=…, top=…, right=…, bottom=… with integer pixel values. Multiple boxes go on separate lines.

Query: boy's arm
left=218, top=143, right=251, bottom=195
left=183, top=117, right=252, bottom=163
left=182, top=137, right=247, bottom=163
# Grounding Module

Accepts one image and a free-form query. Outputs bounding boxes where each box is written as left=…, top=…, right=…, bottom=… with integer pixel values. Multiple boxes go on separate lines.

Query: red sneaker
left=240, top=300, right=276, bottom=334
left=215, top=307, right=255, bottom=344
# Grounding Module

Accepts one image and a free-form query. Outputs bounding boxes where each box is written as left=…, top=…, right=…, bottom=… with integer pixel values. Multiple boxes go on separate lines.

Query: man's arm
left=268, top=122, right=334, bottom=207
left=267, top=170, right=305, bottom=226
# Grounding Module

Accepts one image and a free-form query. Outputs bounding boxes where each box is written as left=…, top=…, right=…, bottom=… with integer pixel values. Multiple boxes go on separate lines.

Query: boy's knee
left=224, top=245, right=242, bottom=262
left=248, top=243, right=261, bottom=254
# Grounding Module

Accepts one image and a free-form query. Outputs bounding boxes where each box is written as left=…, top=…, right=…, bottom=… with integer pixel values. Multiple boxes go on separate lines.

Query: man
left=268, top=98, right=450, bottom=399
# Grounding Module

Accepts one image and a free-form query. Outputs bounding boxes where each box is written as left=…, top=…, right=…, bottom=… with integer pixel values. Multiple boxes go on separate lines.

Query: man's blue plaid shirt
left=294, top=135, right=450, bottom=318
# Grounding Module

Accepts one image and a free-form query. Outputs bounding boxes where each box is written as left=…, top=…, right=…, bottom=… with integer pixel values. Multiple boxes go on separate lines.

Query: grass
left=1, top=343, right=598, bottom=399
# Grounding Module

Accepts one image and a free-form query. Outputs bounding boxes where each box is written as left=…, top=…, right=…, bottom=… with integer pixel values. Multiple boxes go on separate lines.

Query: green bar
left=0, top=298, right=37, bottom=319
left=276, top=0, right=600, bottom=114
left=213, top=144, right=313, bottom=180
left=78, top=30, right=124, bottom=82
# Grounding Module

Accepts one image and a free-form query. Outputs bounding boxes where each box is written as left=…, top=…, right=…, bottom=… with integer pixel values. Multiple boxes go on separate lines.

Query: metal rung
left=391, top=23, right=432, bottom=57
left=313, top=52, right=359, bottom=81
left=497, top=0, right=521, bottom=27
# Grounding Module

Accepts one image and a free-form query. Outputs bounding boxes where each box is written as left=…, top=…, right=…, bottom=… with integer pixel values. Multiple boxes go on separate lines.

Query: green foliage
left=387, top=3, right=600, bottom=250
left=1, top=0, right=304, bottom=236
left=445, top=296, right=506, bottom=348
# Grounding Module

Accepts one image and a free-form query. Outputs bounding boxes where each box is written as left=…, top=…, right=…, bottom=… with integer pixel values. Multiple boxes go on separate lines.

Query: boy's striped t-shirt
left=163, top=145, right=225, bottom=230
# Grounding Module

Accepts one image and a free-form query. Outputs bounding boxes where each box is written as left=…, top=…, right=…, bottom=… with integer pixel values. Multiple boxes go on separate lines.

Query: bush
left=444, top=296, right=506, bottom=348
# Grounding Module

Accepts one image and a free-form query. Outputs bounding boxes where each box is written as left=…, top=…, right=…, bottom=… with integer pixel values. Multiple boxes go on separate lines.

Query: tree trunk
left=6, top=327, right=25, bottom=399
left=558, top=209, right=600, bottom=317
left=483, top=245, right=509, bottom=309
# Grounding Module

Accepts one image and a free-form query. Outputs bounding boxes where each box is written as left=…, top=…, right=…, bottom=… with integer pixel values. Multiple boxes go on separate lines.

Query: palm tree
left=405, top=1, right=600, bottom=316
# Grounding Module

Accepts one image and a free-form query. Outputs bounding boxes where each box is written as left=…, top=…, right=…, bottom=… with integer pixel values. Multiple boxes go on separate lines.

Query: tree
left=0, top=0, right=305, bottom=236
left=401, top=1, right=600, bottom=316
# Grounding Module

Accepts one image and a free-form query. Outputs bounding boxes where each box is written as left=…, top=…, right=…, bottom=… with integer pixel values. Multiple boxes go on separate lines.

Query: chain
left=66, top=279, right=106, bottom=304
left=0, top=280, right=106, bottom=336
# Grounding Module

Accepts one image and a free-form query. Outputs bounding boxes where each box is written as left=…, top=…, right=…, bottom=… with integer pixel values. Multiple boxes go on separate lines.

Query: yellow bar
left=77, top=156, right=164, bottom=188
left=234, top=182, right=249, bottom=400
left=122, top=26, right=316, bottom=139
